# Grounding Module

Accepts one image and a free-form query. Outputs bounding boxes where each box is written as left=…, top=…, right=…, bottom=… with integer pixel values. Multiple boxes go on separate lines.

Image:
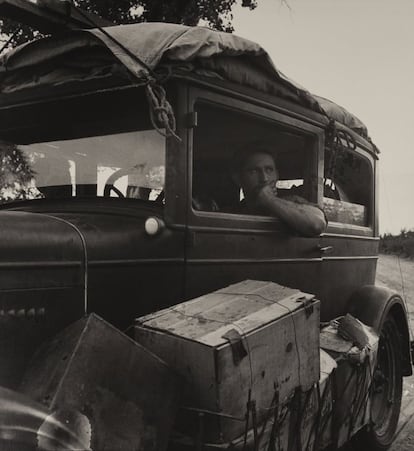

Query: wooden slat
left=138, top=280, right=314, bottom=343
left=200, top=299, right=296, bottom=346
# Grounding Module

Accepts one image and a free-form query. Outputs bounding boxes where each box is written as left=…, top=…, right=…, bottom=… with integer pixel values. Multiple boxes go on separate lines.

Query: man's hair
left=231, top=141, right=278, bottom=173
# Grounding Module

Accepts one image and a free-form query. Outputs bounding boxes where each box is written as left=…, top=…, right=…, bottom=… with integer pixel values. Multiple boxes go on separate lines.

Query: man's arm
left=256, top=184, right=327, bottom=237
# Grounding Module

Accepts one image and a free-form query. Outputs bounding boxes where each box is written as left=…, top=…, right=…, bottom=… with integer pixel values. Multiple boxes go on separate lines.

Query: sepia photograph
left=0, top=1, right=413, bottom=450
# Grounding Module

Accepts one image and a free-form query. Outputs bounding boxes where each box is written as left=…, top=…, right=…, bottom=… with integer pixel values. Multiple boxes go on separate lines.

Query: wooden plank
left=200, top=298, right=303, bottom=346
left=139, top=281, right=314, bottom=343
left=139, top=293, right=268, bottom=338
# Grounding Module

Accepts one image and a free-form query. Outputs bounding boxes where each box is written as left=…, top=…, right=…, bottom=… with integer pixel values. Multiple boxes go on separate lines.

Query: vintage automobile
left=0, top=6, right=411, bottom=451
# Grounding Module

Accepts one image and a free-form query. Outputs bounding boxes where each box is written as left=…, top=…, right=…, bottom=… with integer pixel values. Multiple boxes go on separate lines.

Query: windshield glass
left=0, top=130, right=165, bottom=204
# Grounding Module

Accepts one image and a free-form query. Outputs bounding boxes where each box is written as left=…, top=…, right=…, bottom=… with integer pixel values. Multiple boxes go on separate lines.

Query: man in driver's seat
left=232, top=144, right=327, bottom=237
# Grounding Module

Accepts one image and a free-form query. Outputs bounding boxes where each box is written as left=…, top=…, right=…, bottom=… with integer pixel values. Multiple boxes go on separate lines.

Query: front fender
left=347, top=284, right=412, bottom=376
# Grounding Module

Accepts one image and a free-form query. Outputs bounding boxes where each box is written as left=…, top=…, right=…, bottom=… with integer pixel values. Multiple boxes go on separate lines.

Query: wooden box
left=134, top=280, right=320, bottom=443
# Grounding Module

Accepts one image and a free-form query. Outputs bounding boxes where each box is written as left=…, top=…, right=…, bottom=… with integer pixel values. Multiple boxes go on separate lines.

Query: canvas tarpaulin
left=0, top=23, right=320, bottom=108
left=0, top=22, right=369, bottom=138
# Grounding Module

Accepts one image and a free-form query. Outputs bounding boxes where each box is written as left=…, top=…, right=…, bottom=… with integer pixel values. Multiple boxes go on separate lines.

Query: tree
left=0, top=141, right=43, bottom=203
left=0, top=0, right=258, bottom=51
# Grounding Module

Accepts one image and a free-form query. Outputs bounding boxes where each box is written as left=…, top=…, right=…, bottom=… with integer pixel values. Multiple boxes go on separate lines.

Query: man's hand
left=253, top=183, right=327, bottom=237
left=256, top=182, right=278, bottom=208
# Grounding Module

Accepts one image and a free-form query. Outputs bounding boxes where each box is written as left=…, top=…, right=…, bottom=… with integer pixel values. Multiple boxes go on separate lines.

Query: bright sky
left=232, top=0, right=414, bottom=234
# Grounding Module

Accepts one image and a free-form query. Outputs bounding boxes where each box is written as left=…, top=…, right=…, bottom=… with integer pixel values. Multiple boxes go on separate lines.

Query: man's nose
left=259, top=169, right=270, bottom=183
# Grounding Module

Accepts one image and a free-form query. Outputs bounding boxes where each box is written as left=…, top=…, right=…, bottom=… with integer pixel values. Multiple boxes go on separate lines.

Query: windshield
left=0, top=130, right=165, bottom=204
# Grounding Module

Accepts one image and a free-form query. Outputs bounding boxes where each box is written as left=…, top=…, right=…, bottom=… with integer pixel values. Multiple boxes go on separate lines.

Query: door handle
left=317, top=245, right=333, bottom=254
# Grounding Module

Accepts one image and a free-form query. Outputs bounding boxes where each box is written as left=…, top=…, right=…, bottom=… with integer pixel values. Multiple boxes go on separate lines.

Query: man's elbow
left=302, top=213, right=327, bottom=237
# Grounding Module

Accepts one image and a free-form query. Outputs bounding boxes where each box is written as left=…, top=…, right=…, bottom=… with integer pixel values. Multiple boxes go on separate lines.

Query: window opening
left=323, top=145, right=372, bottom=227
left=192, top=102, right=315, bottom=217
left=0, top=130, right=165, bottom=205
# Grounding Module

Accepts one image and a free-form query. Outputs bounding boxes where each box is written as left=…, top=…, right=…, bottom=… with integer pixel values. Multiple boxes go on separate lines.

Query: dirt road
left=376, top=254, right=414, bottom=450
left=377, top=254, right=414, bottom=321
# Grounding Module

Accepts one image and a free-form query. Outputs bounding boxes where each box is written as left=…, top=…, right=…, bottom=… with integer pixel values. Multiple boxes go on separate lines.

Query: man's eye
left=265, top=167, right=275, bottom=174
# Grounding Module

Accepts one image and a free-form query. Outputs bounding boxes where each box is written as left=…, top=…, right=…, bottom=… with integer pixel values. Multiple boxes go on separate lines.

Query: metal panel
left=20, top=314, right=182, bottom=451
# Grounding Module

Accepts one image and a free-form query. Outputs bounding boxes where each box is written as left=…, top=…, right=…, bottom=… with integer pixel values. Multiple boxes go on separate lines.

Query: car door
left=318, top=128, right=379, bottom=321
left=184, top=87, right=325, bottom=301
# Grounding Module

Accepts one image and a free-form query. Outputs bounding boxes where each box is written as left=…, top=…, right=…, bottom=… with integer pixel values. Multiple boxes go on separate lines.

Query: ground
left=376, top=254, right=414, bottom=450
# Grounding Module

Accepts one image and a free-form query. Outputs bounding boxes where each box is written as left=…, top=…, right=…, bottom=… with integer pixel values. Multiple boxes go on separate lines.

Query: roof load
left=0, top=22, right=371, bottom=142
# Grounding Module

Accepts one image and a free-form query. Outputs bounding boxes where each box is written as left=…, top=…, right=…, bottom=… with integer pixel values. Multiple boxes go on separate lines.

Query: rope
left=146, top=81, right=181, bottom=140
left=325, top=120, right=357, bottom=186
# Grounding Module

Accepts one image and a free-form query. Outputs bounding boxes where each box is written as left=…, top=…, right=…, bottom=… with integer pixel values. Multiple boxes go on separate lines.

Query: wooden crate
left=134, top=280, right=320, bottom=444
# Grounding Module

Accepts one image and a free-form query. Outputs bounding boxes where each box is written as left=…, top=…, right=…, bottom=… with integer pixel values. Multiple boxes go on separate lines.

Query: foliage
left=380, top=229, right=414, bottom=259
left=0, top=141, right=43, bottom=203
left=0, top=0, right=258, bottom=49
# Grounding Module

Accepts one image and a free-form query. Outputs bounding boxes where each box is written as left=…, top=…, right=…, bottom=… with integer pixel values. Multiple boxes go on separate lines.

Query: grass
left=380, top=229, right=414, bottom=259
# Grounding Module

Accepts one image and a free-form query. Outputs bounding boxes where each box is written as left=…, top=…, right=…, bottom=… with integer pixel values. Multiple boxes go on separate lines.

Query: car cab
left=0, top=22, right=408, bottom=389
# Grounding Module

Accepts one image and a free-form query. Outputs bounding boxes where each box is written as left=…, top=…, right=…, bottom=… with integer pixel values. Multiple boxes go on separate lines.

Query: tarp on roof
left=0, top=22, right=370, bottom=139
left=314, top=95, right=368, bottom=139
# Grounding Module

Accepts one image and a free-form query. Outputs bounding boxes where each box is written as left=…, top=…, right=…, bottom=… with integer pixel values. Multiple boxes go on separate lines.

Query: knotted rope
left=146, top=80, right=180, bottom=141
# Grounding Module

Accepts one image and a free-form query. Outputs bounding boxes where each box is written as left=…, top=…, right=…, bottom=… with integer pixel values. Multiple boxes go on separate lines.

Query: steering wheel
left=104, top=183, right=124, bottom=198
left=103, top=166, right=141, bottom=198
left=103, top=166, right=165, bottom=201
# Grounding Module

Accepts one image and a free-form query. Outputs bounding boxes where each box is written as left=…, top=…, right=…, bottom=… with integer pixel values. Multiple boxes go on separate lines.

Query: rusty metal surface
left=19, top=314, right=182, bottom=451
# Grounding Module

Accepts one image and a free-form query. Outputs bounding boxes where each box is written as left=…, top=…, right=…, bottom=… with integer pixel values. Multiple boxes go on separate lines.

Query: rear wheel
left=356, top=315, right=403, bottom=450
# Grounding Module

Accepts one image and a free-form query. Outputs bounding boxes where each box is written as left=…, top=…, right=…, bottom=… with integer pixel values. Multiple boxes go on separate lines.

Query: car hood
left=0, top=211, right=83, bottom=265
left=0, top=209, right=167, bottom=265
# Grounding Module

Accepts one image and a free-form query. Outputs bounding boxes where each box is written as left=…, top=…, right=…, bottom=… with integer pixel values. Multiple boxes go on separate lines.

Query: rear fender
left=347, top=284, right=412, bottom=376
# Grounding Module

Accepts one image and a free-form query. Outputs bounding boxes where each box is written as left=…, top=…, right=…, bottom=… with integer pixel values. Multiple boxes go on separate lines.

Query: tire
left=354, top=315, right=403, bottom=450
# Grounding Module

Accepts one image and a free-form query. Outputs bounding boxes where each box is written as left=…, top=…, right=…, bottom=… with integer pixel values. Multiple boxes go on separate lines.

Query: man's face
left=238, top=152, right=278, bottom=198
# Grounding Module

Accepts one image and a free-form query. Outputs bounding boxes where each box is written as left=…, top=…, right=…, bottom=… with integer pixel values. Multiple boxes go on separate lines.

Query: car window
left=323, top=144, right=373, bottom=227
left=192, top=102, right=316, bottom=217
left=0, top=130, right=165, bottom=204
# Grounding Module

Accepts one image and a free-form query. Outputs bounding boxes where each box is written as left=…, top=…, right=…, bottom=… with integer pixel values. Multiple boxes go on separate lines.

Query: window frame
left=187, top=87, right=325, bottom=232
left=323, top=143, right=376, bottom=237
